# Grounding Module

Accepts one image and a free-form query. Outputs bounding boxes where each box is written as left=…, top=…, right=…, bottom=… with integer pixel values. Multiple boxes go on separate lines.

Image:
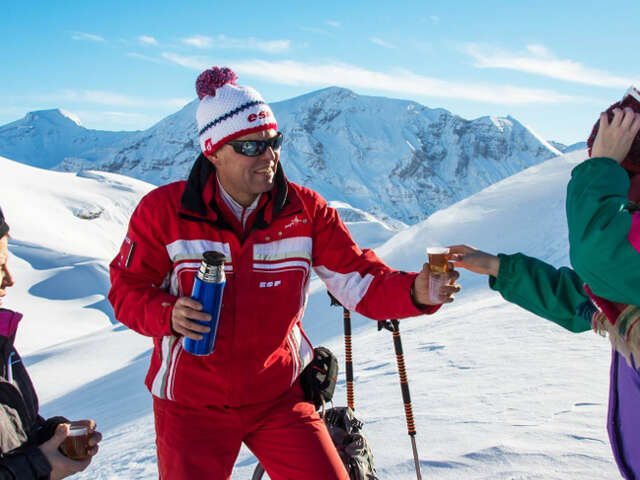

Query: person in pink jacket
left=109, top=67, right=460, bottom=480
left=0, top=207, right=102, bottom=480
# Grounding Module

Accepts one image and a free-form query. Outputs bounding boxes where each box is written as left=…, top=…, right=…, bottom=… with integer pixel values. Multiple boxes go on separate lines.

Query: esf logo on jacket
left=260, top=280, right=282, bottom=288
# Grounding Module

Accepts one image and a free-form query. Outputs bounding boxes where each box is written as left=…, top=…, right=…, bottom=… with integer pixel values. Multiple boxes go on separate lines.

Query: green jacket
left=491, top=156, right=640, bottom=479
left=566, top=157, right=640, bottom=305
left=488, top=252, right=592, bottom=333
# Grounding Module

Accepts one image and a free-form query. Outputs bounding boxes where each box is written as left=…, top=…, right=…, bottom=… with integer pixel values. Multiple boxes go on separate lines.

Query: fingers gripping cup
left=427, top=247, right=450, bottom=303
left=183, top=251, right=226, bottom=356
left=62, top=420, right=95, bottom=460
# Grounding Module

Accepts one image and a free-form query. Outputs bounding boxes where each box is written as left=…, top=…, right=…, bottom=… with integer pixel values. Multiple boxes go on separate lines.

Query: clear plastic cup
left=426, top=247, right=450, bottom=303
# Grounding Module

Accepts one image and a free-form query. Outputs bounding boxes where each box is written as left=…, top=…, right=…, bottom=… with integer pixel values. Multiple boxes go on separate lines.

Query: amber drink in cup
left=427, top=247, right=450, bottom=303
left=427, top=247, right=450, bottom=274
left=62, top=420, right=94, bottom=460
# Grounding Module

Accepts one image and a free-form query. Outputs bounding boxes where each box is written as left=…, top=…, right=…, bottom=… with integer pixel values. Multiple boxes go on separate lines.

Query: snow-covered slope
left=2, top=149, right=619, bottom=479
left=0, top=156, right=153, bottom=351
left=3, top=88, right=560, bottom=226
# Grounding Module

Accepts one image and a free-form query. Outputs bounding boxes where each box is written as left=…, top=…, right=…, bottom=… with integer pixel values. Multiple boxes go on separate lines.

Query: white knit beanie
left=195, top=67, right=277, bottom=155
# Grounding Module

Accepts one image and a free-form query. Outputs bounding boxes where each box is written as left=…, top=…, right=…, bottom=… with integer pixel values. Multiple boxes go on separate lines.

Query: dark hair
left=0, top=207, right=9, bottom=238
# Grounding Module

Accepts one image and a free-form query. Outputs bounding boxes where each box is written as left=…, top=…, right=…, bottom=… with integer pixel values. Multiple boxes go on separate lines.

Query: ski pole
left=343, top=307, right=355, bottom=410
left=379, top=319, right=422, bottom=480
left=328, top=292, right=355, bottom=410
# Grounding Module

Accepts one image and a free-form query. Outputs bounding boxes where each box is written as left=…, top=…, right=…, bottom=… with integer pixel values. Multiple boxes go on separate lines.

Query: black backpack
left=324, top=406, right=379, bottom=480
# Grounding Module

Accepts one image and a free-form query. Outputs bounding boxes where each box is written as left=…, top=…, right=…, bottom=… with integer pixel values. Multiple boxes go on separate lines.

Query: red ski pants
left=153, top=384, right=348, bottom=480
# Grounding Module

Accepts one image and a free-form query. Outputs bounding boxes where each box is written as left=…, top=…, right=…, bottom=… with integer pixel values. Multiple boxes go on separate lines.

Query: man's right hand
left=171, top=296, right=211, bottom=340
left=39, top=424, right=95, bottom=480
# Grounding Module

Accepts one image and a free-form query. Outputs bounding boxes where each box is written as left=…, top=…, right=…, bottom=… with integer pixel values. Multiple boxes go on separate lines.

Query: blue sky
left=2, top=0, right=639, bottom=144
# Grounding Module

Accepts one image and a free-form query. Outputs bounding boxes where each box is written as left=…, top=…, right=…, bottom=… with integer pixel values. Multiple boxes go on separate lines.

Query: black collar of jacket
left=180, top=153, right=289, bottom=230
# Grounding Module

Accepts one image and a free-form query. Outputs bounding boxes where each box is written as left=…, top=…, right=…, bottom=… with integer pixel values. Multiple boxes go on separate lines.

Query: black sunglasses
left=226, top=132, right=284, bottom=157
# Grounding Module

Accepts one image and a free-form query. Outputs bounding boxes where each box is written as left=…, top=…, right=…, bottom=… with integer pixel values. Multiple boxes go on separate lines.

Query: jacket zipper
left=6, top=352, right=14, bottom=383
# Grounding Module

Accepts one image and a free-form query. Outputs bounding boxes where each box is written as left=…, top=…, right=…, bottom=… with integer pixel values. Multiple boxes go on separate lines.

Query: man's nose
left=260, top=146, right=277, bottom=162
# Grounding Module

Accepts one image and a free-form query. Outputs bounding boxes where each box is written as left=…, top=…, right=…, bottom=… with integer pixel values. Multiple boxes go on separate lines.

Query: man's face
left=0, top=235, right=13, bottom=306
left=207, top=129, right=280, bottom=207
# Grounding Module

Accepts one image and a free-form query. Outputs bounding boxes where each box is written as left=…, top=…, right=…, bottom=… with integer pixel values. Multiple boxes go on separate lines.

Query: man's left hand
left=412, top=263, right=460, bottom=306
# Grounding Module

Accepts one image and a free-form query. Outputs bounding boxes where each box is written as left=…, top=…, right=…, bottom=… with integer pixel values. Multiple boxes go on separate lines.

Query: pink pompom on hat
left=195, top=66, right=277, bottom=156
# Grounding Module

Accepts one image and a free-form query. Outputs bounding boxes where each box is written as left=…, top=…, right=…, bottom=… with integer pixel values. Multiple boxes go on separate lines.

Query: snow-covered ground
left=1, top=150, right=619, bottom=479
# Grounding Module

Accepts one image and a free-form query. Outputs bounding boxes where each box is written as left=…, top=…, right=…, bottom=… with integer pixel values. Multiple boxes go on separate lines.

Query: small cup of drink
left=62, top=420, right=95, bottom=460
left=426, top=247, right=451, bottom=303
left=427, top=247, right=450, bottom=273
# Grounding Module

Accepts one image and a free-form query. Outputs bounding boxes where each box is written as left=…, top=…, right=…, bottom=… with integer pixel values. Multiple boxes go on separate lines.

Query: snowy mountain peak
left=1, top=88, right=560, bottom=225
left=58, top=108, right=83, bottom=126
left=0, top=109, right=131, bottom=169
left=21, top=108, right=84, bottom=129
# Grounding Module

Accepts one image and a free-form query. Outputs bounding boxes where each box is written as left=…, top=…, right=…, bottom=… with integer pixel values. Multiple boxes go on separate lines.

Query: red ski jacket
left=109, top=156, right=437, bottom=407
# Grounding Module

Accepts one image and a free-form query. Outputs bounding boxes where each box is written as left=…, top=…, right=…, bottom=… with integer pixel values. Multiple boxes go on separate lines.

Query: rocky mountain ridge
left=0, top=88, right=561, bottom=226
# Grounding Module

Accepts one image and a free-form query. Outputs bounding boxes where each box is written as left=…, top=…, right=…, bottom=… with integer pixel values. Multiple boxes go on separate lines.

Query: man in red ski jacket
left=109, top=66, right=460, bottom=480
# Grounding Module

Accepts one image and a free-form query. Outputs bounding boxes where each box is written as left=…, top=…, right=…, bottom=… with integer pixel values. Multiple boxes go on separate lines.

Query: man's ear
left=205, top=152, right=219, bottom=166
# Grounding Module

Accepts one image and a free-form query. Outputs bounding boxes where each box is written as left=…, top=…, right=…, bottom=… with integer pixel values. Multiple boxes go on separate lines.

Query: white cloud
left=182, top=35, right=213, bottom=49
left=71, top=32, right=105, bottom=42
left=32, top=89, right=191, bottom=109
left=525, top=44, right=549, bottom=57
left=94, top=111, right=148, bottom=120
left=430, top=15, right=440, bottom=24
left=138, top=35, right=158, bottom=46
left=70, top=110, right=154, bottom=130
left=161, top=53, right=209, bottom=70
left=370, top=37, right=396, bottom=49
left=245, top=38, right=290, bottom=54
left=126, top=52, right=165, bottom=64
left=464, top=43, right=639, bottom=88
left=326, top=21, right=341, bottom=28
left=181, top=34, right=290, bottom=53
left=161, top=55, right=580, bottom=105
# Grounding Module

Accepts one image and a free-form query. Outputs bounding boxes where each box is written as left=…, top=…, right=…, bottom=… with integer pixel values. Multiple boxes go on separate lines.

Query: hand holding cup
left=39, top=420, right=102, bottom=480
left=412, top=247, right=461, bottom=306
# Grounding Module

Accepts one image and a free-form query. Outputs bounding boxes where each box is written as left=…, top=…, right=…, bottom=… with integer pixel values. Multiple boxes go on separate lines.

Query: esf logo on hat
left=248, top=111, right=271, bottom=123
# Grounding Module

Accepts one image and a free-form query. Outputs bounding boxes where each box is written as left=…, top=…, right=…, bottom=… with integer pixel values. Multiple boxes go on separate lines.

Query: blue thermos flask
left=183, top=251, right=226, bottom=356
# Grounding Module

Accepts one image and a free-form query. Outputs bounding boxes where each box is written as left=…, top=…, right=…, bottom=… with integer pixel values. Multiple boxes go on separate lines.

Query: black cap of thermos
left=203, top=251, right=225, bottom=266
